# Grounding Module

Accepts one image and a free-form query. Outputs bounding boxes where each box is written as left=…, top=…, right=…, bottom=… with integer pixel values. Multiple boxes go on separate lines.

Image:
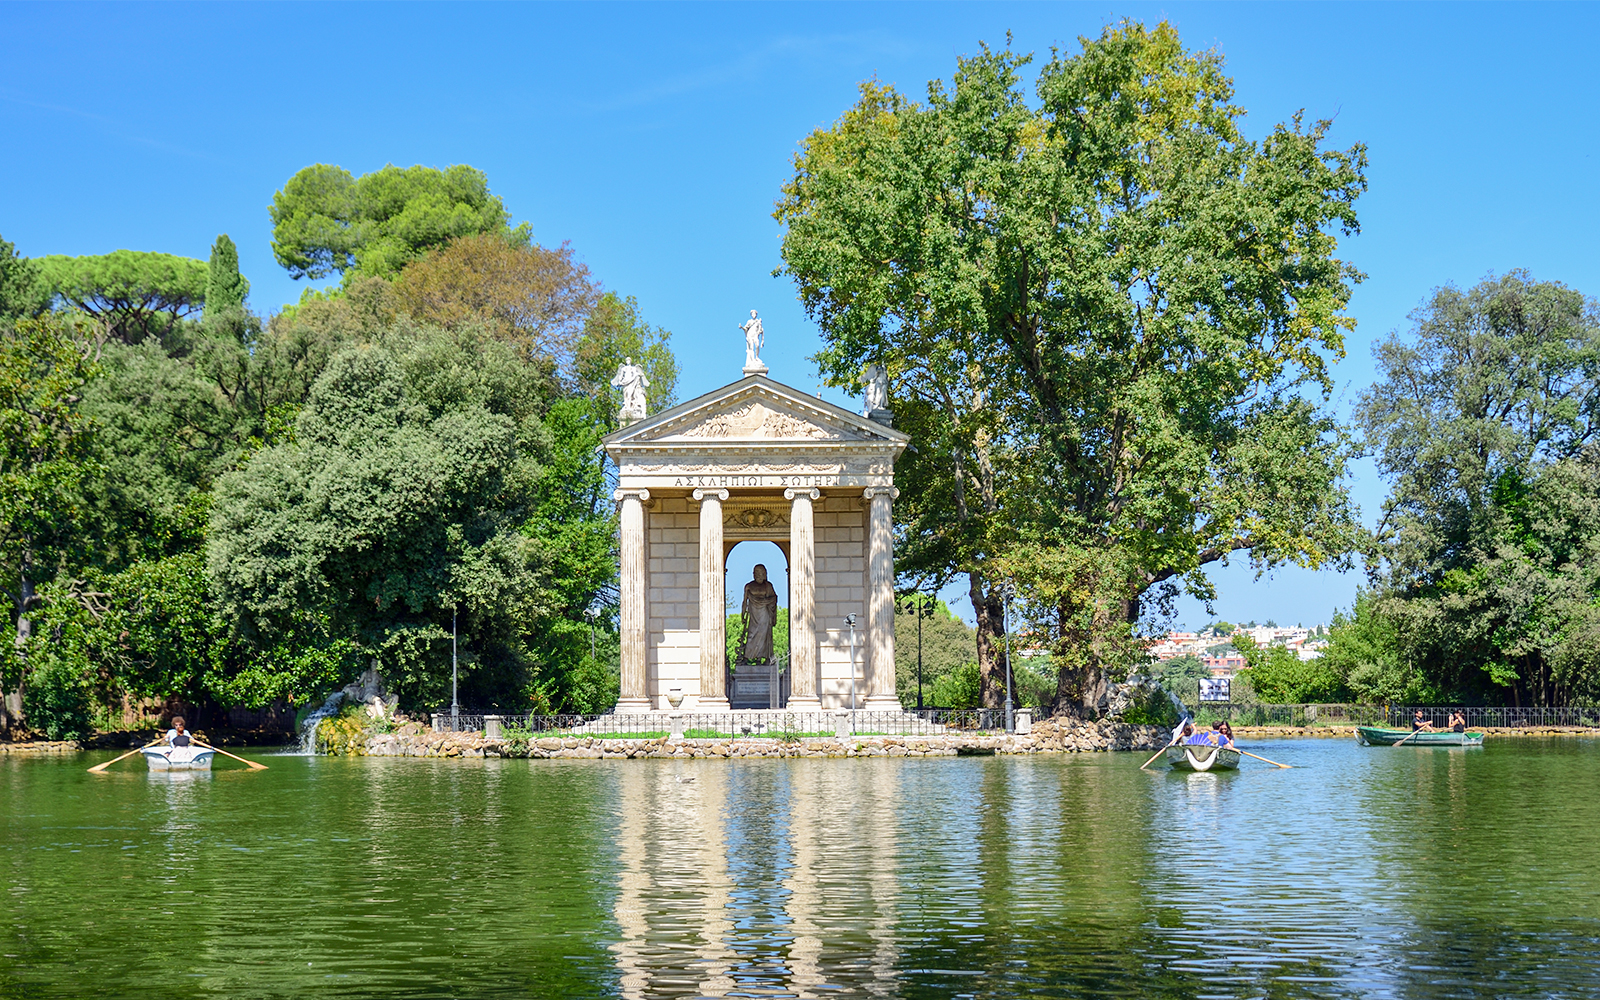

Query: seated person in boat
left=1412, top=709, right=1434, bottom=732
left=165, top=716, right=193, bottom=747
left=1184, top=725, right=1220, bottom=746
left=1449, top=711, right=1467, bottom=733
left=1216, top=721, right=1235, bottom=746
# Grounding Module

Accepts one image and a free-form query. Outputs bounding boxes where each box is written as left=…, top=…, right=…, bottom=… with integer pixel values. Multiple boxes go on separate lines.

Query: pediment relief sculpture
left=670, top=401, right=863, bottom=441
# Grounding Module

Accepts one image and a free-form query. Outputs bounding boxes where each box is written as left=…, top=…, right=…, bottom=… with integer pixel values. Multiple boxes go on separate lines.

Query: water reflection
left=6, top=741, right=1600, bottom=998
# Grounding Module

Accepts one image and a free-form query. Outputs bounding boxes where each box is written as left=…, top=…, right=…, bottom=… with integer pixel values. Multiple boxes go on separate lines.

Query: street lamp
left=451, top=606, right=460, bottom=733
left=1001, top=582, right=1014, bottom=733
left=843, top=613, right=858, bottom=717
left=583, top=607, right=598, bottom=662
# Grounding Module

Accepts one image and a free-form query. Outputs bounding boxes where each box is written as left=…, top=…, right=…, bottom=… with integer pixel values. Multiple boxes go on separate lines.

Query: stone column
left=864, top=487, right=902, bottom=709
left=615, top=488, right=651, bottom=712
left=693, top=488, right=731, bottom=711
left=784, top=487, right=821, bottom=711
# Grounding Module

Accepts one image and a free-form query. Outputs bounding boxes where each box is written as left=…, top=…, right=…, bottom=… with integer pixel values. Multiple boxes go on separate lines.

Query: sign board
left=1199, top=678, right=1231, bottom=703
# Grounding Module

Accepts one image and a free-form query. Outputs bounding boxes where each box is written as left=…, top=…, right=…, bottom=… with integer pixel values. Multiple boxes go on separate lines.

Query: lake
left=3, top=737, right=1597, bottom=998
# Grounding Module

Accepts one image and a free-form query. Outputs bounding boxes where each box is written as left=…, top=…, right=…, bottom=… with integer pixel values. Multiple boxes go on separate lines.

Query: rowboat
left=1356, top=726, right=1484, bottom=747
left=1164, top=743, right=1241, bottom=771
left=140, top=745, right=216, bottom=771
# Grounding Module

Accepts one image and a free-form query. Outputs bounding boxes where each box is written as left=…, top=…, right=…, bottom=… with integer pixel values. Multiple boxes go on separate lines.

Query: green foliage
left=726, top=607, right=790, bottom=667
left=37, top=250, right=207, bottom=345
left=1234, top=633, right=1347, bottom=703
left=1148, top=655, right=1210, bottom=708
left=574, top=292, right=679, bottom=425
left=315, top=702, right=373, bottom=755
left=270, top=163, right=531, bottom=285
left=204, top=234, right=249, bottom=315
left=1120, top=686, right=1179, bottom=727
left=928, top=662, right=982, bottom=709
left=20, top=653, right=92, bottom=740
left=1358, top=271, right=1600, bottom=705
left=776, top=21, right=1366, bottom=715
left=0, top=234, right=49, bottom=324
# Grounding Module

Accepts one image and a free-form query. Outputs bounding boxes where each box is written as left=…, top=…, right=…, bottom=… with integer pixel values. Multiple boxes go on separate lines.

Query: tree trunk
left=3, top=553, right=33, bottom=730
left=969, top=572, right=1006, bottom=710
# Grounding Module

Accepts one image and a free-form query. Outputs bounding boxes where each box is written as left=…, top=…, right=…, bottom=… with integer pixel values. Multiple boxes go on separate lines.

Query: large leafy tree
left=0, top=318, right=98, bottom=729
left=36, top=250, right=208, bottom=345
left=777, top=22, right=1366, bottom=715
left=1355, top=271, right=1600, bottom=705
left=270, top=163, right=531, bottom=284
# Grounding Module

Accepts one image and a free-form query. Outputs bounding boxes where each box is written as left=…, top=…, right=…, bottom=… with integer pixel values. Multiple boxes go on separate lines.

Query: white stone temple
left=601, top=354, right=908, bottom=714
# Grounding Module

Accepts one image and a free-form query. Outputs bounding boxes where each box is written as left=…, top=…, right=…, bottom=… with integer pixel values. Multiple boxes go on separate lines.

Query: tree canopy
left=777, top=20, right=1366, bottom=715
left=205, top=234, right=249, bottom=315
left=270, top=163, right=531, bottom=284
left=0, top=235, right=49, bottom=325
left=1346, top=271, right=1600, bottom=706
left=36, top=250, right=208, bottom=345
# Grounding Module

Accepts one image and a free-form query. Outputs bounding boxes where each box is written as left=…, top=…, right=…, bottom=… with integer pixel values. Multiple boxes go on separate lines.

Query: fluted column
left=864, top=487, right=902, bottom=709
left=785, top=487, right=821, bottom=710
left=615, top=488, right=651, bottom=712
left=693, top=488, right=731, bottom=711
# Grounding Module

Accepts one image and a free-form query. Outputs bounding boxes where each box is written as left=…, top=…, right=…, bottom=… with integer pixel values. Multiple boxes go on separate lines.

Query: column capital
left=784, top=487, right=821, bottom=501
left=691, top=488, right=729, bottom=503
left=613, top=487, right=652, bottom=504
left=862, top=487, right=900, bottom=500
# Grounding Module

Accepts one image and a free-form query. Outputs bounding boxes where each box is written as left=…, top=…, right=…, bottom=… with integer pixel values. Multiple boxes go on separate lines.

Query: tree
left=1358, top=272, right=1600, bottom=705
left=1234, top=633, right=1345, bottom=703
left=204, top=234, right=249, bottom=315
left=893, top=597, right=978, bottom=707
left=776, top=21, right=1366, bottom=716
left=0, top=318, right=98, bottom=729
left=270, top=163, right=531, bottom=284
left=0, top=235, right=49, bottom=325
left=36, top=250, right=207, bottom=345
left=396, top=234, right=598, bottom=372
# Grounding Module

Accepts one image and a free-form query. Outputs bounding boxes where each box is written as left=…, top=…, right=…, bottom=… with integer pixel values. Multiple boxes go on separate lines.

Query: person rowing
left=165, top=716, right=192, bottom=747
left=1412, top=709, right=1434, bottom=732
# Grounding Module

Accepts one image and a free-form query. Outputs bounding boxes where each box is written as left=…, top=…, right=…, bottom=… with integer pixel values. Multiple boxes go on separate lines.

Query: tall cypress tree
left=204, top=234, right=249, bottom=314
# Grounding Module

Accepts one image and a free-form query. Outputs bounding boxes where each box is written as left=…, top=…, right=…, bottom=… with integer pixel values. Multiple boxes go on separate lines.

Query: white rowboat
left=141, top=745, right=215, bottom=771
left=1164, top=744, right=1241, bottom=772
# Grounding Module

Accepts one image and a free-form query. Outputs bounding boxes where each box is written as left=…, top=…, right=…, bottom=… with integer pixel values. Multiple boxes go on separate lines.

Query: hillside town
left=1148, top=624, right=1330, bottom=678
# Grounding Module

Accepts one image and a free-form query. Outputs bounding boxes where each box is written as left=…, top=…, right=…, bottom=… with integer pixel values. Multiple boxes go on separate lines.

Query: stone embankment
left=357, top=716, right=1167, bottom=759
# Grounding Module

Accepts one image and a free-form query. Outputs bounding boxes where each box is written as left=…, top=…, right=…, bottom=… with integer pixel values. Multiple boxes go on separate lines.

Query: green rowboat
left=1356, top=726, right=1484, bottom=747
left=1165, top=744, right=1241, bottom=771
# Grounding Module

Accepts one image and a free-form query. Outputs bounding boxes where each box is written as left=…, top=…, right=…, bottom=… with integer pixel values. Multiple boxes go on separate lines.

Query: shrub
left=21, top=656, right=94, bottom=740
left=928, top=662, right=981, bottom=709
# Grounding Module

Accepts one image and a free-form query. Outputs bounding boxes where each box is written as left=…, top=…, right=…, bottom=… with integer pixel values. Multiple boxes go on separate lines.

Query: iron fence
left=421, top=708, right=1023, bottom=738
left=1385, top=706, right=1600, bottom=729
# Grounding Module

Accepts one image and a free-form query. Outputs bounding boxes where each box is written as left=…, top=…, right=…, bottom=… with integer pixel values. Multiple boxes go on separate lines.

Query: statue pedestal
left=743, top=364, right=768, bottom=376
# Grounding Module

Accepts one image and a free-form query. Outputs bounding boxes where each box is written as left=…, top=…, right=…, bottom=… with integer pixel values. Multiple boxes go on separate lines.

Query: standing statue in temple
left=739, top=309, right=766, bottom=372
left=610, top=356, right=649, bottom=425
left=740, top=564, right=779, bottom=663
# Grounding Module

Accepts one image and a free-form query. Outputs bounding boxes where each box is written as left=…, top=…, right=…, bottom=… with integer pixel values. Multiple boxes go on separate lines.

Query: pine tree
left=204, top=234, right=249, bottom=314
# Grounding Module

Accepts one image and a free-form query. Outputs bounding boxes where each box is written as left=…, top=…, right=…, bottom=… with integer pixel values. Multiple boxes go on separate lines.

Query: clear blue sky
left=3, top=2, right=1597, bottom=630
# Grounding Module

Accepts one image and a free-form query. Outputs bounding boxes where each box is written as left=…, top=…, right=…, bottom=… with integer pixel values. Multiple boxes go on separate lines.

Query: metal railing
left=421, top=709, right=1027, bottom=738
left=1385, top=706, right=1600, bottom=729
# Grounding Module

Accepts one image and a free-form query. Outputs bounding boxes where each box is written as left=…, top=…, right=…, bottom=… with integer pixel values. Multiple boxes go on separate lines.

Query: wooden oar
left=1393, top=726, right=1429, bottom=747
left=87, top=737, right=165, bottom=773
left=1233, top=747, right=1291, bottom=768
left=1140, top=740, right=1178, bottom=769
left=190, top=738, right=268, bottom=770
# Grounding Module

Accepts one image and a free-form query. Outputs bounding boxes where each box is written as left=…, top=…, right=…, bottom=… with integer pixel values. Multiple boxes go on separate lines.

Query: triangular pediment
left=604, top=375, right=908, bottom=450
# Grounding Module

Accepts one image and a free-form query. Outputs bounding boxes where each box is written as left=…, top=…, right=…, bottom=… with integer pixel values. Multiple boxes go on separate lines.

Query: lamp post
left=583, top=607, right=597, bottom=662
left=451, top=607, right=459, bottom=733
left=844, top=613, right=858, bottom=718
left=1001, top=582, right=1014, bottom=733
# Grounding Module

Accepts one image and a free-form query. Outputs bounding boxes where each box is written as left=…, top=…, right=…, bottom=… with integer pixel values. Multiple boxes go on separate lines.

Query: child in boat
left=1185, top=725, right=1219, bottom=746
left=165, top=717, right=192, bottom=747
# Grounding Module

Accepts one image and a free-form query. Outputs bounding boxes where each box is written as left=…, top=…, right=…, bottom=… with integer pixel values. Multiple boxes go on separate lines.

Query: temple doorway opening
left=725, top=540, right=789, bottom=709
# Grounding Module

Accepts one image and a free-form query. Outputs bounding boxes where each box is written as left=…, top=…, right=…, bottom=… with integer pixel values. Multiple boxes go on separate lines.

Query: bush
left=928, top=662, right=981, bottom=709
left=22, top=657, right=93, bottom=740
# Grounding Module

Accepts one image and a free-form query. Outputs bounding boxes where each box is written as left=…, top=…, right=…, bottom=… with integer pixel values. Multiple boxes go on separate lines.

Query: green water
left=4, top=738, right=1598, bottom=999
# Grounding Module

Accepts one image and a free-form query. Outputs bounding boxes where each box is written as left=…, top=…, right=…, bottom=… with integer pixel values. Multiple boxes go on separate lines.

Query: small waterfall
left=296, top=692, right=345, bottom=754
